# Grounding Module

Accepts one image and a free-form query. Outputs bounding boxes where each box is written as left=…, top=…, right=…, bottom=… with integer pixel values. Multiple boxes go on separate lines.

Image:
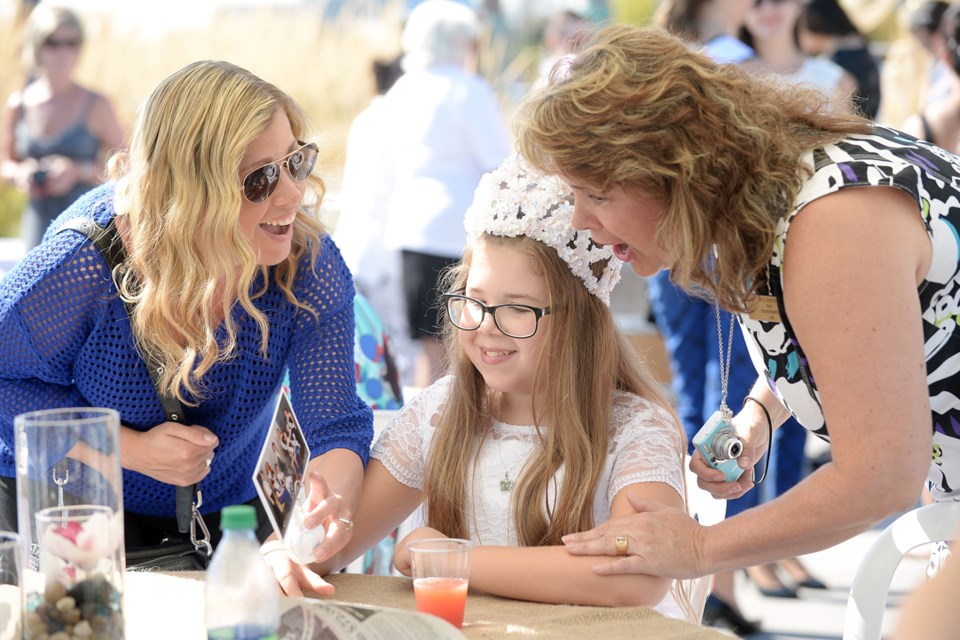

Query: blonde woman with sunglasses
left=0, top=60, right=372, bottom=597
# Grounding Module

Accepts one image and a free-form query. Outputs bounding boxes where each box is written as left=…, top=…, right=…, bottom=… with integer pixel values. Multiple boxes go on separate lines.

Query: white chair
left=684, top=460, right=727, bottom=623
left=842, top=501, right=960, bottom=640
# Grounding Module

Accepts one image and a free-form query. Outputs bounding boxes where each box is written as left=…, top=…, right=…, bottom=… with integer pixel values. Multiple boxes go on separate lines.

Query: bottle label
left=207, top=625, right=277, bottom=640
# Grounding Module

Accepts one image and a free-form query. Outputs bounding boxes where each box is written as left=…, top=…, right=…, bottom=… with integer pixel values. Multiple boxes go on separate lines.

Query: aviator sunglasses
left=241, top=141, right=318, bottom=204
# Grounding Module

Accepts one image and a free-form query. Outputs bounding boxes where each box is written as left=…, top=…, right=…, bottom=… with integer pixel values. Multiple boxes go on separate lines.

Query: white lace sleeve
left=606, top=393, right=685, bottom=507
left=370, top=377, right=452, bottom=490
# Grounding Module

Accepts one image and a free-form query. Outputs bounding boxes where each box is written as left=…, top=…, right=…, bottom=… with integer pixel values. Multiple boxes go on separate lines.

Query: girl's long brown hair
left=515, top=24, right=872, bottom=312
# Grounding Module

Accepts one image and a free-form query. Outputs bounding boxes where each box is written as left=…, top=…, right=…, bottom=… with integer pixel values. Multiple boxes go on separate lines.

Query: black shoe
left=744, top=566, right=799, bottom=598
left=757, top=585, right=799, bottom=598
left=702, top=594, right=762, bottom=636
left=799, top=577, right=828, bottom=590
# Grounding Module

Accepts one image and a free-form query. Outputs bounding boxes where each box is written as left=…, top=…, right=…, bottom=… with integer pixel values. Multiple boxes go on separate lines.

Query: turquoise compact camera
left=692, top=410, right=744, bottom=482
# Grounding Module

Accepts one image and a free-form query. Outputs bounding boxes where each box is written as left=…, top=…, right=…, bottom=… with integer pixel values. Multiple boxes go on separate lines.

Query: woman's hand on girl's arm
left=469, top=481, right=681, bottom=607
left=563, top=496, right=706, bottom=579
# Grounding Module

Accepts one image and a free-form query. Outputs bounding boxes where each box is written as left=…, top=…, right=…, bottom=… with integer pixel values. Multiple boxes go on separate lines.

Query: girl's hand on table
left=261, top=538, right=335, bottom=597
left=393, top=526, right=447, bottom=576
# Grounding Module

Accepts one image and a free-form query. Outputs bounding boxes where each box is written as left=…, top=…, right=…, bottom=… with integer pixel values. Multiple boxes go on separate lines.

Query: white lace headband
left=464, top=156, right=622, bottom=304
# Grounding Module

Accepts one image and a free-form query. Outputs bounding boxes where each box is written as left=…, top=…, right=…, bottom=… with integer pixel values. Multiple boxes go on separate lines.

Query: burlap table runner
left=323, top=573, right=732, bottom=640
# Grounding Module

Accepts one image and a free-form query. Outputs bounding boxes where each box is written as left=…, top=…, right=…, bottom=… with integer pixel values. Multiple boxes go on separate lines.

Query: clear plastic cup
left=407, top=538, right=471, bottom=628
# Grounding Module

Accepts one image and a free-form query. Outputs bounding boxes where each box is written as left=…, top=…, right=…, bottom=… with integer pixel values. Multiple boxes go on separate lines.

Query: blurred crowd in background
left=0, top=0, right=957, bottom=635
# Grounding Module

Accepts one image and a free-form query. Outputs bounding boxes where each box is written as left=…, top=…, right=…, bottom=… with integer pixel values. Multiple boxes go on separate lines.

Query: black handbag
left=124, top=539, right=211, bottom=571
left=62, top=218, right=213, bottom=571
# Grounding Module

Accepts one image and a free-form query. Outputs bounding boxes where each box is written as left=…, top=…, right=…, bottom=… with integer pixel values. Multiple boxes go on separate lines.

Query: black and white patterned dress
left=739, top=126, right=960, bottom=501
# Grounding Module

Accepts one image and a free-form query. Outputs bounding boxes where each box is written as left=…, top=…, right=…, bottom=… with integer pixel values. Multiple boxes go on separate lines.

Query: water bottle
left=205, top=505, right=279, bottom=640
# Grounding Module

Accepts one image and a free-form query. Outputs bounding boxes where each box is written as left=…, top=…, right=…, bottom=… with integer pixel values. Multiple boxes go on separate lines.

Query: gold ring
left=615, top=535, right=628, bottom=556
left=337, top=517, right=354, bottom=531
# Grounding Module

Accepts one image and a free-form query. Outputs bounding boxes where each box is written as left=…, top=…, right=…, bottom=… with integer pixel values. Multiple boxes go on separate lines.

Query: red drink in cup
left=414, top=577, right=469, bottom=627
left=407, top=538, right=471, bottom=628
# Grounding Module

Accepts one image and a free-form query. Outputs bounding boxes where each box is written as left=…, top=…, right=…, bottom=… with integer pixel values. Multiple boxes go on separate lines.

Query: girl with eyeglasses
left=0, top=4, right=125, bottom=250
left=310, top=155, right=696, bottom=619
left=0, top=60, right=372, bottom=597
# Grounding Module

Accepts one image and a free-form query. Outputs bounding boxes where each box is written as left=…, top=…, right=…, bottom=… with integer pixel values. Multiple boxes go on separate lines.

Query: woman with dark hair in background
left=902, top=4, right=960, bottom=153
left=910, top=1, right=952, bottom=107
left=798, top=0, right=881, bottom=120
left=740, top=0, right=857, bottom=114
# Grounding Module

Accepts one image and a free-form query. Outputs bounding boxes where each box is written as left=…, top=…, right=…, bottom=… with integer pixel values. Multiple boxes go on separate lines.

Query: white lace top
left=371, top=376, right=687, bottom=617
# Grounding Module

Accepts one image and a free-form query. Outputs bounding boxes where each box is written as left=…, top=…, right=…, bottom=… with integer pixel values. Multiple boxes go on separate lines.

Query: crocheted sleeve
left=286, top=234, right=373, bottom=465
left=606, top=393, right=685, bottom=508
left=0, top=234, right=113, bottom=451
left=370, top=377, right=451, bottom=490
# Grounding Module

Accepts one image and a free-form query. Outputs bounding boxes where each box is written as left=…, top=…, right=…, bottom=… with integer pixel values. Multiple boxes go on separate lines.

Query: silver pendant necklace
left=715, top=303, right=735, bottom=419
left=494, top=433, right=524, bottom=492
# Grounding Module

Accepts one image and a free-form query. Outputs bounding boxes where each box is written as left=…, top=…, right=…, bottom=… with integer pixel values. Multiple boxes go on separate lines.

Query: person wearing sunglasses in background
left=0, top=4, right=125, bottom=250
left=0, top=60, right=373, bottom=597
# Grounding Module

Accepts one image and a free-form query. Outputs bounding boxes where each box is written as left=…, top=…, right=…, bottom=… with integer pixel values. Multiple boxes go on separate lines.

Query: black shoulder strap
left=60, top=218, right=205, bottom=542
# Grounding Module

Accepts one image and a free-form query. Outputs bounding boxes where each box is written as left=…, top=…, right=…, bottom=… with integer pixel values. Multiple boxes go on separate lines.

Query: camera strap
left=60, top=217, right=212, bottom=554
left=714, top=304, right=768, bottom=486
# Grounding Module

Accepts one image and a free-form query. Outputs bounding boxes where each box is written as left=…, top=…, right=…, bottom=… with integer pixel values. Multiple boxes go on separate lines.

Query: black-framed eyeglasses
left=241, top=141, right=318, bottom=204
left=443, top=292, right=551, bottom=339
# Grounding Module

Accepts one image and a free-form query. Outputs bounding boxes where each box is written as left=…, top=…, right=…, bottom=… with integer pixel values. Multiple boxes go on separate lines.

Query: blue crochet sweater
left=0, top=185, right=372, bottom=517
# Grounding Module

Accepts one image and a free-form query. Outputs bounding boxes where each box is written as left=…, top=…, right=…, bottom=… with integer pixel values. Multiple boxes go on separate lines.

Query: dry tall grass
left=0, top=3, right=413, bottom=234
left=0, top=2, right=549, bottom=236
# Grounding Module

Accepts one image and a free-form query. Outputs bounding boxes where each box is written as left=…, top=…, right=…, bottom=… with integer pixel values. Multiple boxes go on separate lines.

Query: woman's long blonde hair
left=515, top=24, right=873, bottom=313
left=108, top=60, right=327, bottom=403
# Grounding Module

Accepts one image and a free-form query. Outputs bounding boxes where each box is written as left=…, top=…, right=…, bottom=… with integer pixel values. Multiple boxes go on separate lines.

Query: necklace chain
left=494, top=431, right=525, bottom=492
left=714, top=303, right=735, bottom=421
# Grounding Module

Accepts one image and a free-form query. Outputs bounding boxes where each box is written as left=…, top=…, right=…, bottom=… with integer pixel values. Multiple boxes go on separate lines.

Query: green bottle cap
left=220, top=505, right=257, bottom=531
